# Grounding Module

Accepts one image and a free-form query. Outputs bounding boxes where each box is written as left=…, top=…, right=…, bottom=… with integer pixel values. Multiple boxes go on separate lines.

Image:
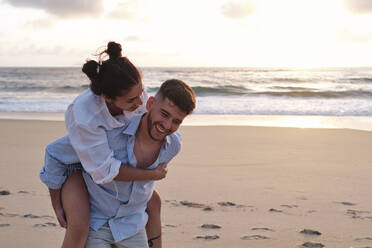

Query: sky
left=1, top=0, right=372, bottom=67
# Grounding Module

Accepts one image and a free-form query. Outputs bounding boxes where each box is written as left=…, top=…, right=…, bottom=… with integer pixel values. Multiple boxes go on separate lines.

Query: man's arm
left=114, top=163, right=167, bottom=181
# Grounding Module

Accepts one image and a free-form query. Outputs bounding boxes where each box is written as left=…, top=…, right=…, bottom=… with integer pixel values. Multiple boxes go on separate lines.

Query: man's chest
left=134, top=141, right=161, bottom=169
left=106, top=129, right=164, bottom=169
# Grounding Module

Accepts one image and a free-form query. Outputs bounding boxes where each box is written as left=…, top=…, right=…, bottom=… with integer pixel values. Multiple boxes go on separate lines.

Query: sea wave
left=147, top=85, right=250, bottom=96
left=250, top=90, right=372, bottom=98
left=147, top=85, right=371, bottom=98
left=0, top=84, right=89, bottom=93
left=272, top=77, right=309, bottom=83
left=345, top=77, right=372, bottom=83
left=269, top=86, right=316, bottom=91
left=1, top=67, right=372, bottom=116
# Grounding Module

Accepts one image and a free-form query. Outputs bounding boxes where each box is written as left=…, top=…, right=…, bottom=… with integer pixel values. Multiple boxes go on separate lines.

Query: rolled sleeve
left=90, top=153, right=121, bottom=184
left=40, top=150, right=68, bottom=190
left=67, top=122, right=122, bottom=184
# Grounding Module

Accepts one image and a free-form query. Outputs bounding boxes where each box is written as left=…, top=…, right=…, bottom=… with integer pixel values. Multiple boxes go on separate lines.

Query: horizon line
left=1, top=65, right=372, bottom=69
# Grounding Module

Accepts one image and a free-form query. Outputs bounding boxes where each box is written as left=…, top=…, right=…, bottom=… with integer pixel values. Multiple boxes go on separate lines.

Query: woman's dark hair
left=82, top=41, right=142, bottom=99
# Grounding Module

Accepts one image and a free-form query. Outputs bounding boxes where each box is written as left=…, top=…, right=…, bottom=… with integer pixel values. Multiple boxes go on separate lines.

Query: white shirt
left=65, top=89, right=148, bottom=184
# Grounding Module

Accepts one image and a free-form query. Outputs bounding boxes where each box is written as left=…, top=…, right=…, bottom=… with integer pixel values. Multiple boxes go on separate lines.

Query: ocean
left=1, top=67, right=372, bottom=129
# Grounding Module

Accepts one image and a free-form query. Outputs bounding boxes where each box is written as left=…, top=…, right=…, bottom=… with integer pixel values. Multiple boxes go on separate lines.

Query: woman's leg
left=145, top=190, right=162, bottom=248
left=61, top=170, right=90, bottom=248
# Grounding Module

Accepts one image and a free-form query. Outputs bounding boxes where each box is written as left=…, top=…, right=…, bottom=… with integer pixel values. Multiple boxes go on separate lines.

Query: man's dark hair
left=156, top=79, right=196, bottom=115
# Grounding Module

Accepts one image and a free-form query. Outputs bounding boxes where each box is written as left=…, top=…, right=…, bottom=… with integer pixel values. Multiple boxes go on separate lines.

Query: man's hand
left=151, top=163, right=168, bottom=180
left=54, top=206, right=67, bottom=228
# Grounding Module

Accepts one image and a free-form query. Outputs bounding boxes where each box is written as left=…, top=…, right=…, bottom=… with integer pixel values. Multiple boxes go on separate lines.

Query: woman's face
left=103, top=83, right=144, bottom=116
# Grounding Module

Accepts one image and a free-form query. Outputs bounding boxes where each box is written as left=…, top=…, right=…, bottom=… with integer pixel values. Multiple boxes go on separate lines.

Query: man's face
left=146, top=96, right=187, bottom=141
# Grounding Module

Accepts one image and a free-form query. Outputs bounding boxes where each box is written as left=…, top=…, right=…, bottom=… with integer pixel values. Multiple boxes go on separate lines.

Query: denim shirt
left=40, top=114, right=181, bottom=242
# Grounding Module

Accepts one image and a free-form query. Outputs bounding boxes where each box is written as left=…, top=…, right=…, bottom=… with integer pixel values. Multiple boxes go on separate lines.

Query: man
left=41, top=79, right=196, bottom=248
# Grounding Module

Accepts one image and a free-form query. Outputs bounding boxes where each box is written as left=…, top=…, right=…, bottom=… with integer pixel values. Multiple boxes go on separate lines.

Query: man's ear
left=146, top=96, right=155, bottom=111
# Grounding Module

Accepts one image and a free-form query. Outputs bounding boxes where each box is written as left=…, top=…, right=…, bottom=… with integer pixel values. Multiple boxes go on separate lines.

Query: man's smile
left=155, top=123, right=166, bottom=134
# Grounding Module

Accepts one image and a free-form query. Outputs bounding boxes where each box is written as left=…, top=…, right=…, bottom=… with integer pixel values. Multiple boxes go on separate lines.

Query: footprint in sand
left=164, top=224, right=177, bottom=228
left=281, top=204, right=298, bottom=208
left=241, top=235, right=270, bottom=240
left=335, top=201, right=356, bottom=206
left=203, top=207, right=213, bottom=211
left=179, top=201, right=211, bottom=209
left=300, top=229, right=322, bottom=236
left=22, top=214, right=53, bottom=219
left=18, top=191, right=30, bottom=194
left=33, top=222, right=58, bottom=227
left=269, top=208, right=283, bottom=213
left=296, top=196, right=308, bottom=200
left=217, top=201, right=236, bottom=207
left=41, top=215, right=54, bottom=219
left=251, top=227, right=275, bottom=232
left=195, top=235, right=220, bottom=240
left=164, top=200, right=177, bottom=204
left=201, top=224, right=221, bottom=229
left=346, top=209, right=372, bottom=220
left=301, top=241, right=325, bottom=247
left=23, top=214, right=41, bottom=219
left=354, top=237, right=372, bottom=242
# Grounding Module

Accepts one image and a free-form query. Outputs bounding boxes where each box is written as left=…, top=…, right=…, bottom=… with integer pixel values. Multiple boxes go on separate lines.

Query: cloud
left=124, top=35, right=143, bottom=42
left=0, top=41, right=90, bottom=58
left=221, top=0, right=255, bottom=19
left=3, top=0, right=104, bottom=18
left=344, top=0, right=372, bottom=14
left=339, top=29, right=372, bottom=43
left=107, top=1, right=141, bottom=20
left=25, top=18, right=55, bottom=29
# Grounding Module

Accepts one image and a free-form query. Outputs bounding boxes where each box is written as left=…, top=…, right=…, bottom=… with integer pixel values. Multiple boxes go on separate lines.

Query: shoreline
left=1, top=112, right=372, bottom=131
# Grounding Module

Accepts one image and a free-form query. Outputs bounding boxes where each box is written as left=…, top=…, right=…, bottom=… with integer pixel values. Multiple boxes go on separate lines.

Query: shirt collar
left=122, top=113, right=172, bottom=146
left=122, top=114, right=143, bottom=136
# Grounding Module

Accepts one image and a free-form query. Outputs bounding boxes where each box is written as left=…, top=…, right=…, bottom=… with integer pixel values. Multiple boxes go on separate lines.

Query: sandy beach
left=1, top=119, right=372, bottom=248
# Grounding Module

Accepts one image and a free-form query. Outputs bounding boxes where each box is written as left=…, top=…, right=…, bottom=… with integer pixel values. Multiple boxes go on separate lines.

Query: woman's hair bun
left=82, top=60, right=99, bottom=80
left=106, top=41, right=122, bottom=60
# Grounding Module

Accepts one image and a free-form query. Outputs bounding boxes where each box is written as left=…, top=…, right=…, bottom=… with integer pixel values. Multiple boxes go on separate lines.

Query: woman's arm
left=115, top=163, right=168, bottom=181
left=48, top=188, right=67, bottom=228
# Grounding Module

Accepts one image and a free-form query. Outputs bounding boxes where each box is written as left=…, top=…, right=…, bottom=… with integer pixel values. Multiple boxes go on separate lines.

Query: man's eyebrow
left=160, top=108, right=182, bottom=123
left=160, top=108, right=170, bottom=115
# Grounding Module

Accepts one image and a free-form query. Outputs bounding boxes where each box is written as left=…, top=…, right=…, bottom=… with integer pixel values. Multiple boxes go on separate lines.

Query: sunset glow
left=1, top=0, right=372, bottom=67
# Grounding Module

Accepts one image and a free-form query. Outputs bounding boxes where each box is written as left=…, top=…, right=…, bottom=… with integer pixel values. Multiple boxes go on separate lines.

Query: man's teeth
left=155, top=124, right=165, bottom=133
